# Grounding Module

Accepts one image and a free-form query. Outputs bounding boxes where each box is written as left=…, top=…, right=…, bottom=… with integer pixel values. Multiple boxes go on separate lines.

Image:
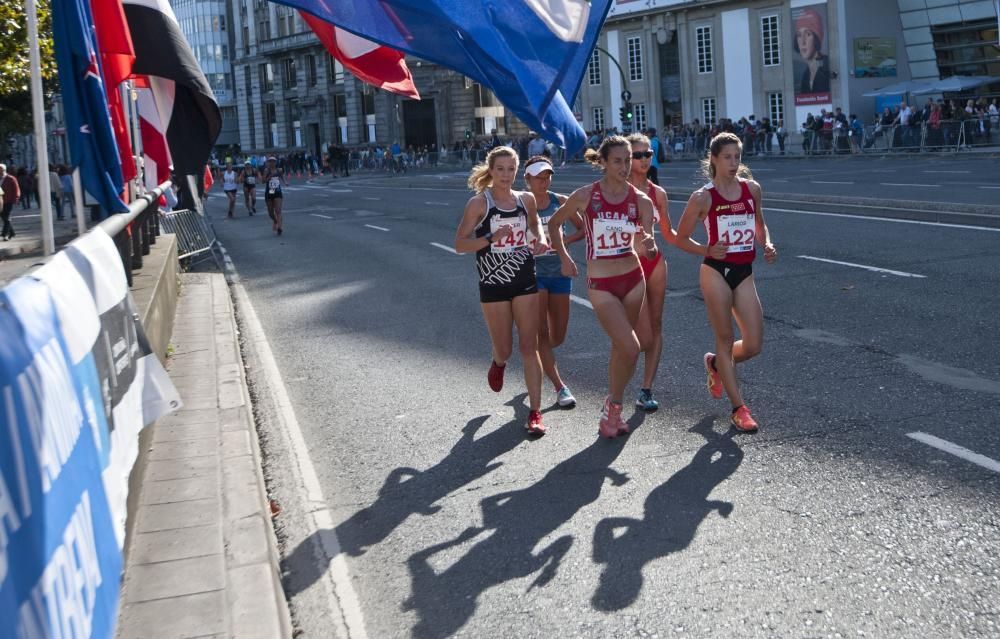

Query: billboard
left=792, top=3, right=832, bottom=107
left=854, top=37, right=897, bottom=78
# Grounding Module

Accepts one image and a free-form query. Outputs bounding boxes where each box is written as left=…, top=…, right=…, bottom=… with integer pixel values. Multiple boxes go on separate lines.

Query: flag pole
left=72, top=168, right=86, bottom=235
left=25, top=0, right=54, bottom=255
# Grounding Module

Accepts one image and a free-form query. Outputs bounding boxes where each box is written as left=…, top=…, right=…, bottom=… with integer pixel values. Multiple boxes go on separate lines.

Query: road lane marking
left=907, top=432, right=1000, bottom=474
left=220, top=247, right=369, bottom=639
left=978, top=186, right=1000, bottom=190
left=765, top=207, right=1000, bottom=233
left=430, top=242, right=458, bottom=254
left=362, top=196, right=380, bottom=201
left=364, top=224, right=389, bottom=232
left=797, top=255, right=926, bottom=278
left=329, top=188, right=353, bottom=193
left=310, top=213, right=333, bottom=219
left=922, top=170, right=971, bottom=174
left=425, top=201, right=450, bottom=206
left=570, top=294, right=593, bottom=309
left=811, top=180, right=854, bottom=184
left=881, top=182, right=940, bottom=188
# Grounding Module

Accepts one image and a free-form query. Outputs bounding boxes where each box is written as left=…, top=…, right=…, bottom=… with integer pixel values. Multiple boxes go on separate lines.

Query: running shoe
left=636, top=389, right=659, bottom=412
left=704, top=352, right=723, bottom=400
left=487, top=360, right=506, bottom=392
left=525, top=410, right=546, bottom=436
left=598, top=397, right=618, bottom=438
left=730, top=405, right=759, bottom=433
left=556, top=386, right=576, bottom=408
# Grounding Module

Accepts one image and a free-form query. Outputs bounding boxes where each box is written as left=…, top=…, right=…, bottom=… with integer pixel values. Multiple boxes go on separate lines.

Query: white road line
left=907, top=432, right=1000, bottom=474
left=362, top=196, right=380, bottom=201
left=978, top=186, right=1000, bottom=190
left=328, top=189, right=353, bottom=193
left=425, top=201, right=450, bottom=206
left=881, top=182, right=940, bottom=188
left=811, top=180, right=854, bottom=184
left=310, top=213, right=333, bottom=219
left=364, top=224, right=389, bottom=232
left=227, top=274, right=369, bottom=639
left=570, top=294, right=593, bottom=309
left=766, top=207, right=1000, bottom=233
left=430, top=242, right=458, bottom=254
left=797, top=255, right=926, bottom=278
left=922, top=170, right=971, bottom=174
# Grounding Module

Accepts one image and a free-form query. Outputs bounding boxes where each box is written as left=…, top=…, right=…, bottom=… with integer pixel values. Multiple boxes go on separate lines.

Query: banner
left=0, top=278, right=122, bottom=639
left=34, top=229, right=181, bottom=547
left=854, top=37, right=897, bottom=78
left=792, top=3, right=831, bottom=106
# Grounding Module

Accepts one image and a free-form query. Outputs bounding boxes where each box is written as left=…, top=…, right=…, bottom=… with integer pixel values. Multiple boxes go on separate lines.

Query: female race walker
left=454, top=146, right=551, bottom=435
left=262, top=156, right=285, bottom=235
left=240, top=161, right=257, bottom=215
left=222, top=161, right=238, bottom=218
left=523, top=155, right=585, bottom=409
left=627, top=133, right=675, bottom=412
left=674, top=132, right=777, bottom=432
left=548, top=136, right=657, bottom=438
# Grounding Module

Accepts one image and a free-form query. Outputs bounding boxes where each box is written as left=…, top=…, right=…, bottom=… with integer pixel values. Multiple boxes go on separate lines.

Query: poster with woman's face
left=792, top=3, right=831, bottom=106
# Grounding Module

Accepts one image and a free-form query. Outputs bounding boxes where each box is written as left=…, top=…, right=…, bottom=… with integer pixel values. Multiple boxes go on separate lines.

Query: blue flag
left=52, top=0, right=129, bottom=214
left=277, top=0, right=612, bottom=152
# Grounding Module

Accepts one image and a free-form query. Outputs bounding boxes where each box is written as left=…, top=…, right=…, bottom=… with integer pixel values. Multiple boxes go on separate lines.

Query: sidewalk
left=117, top=273, right=291, bottom=638
left=0, top=205, right=91, bottom=283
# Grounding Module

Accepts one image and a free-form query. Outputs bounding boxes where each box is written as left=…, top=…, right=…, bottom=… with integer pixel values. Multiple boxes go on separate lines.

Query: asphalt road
left=209, top=155, right=1000, bottom=638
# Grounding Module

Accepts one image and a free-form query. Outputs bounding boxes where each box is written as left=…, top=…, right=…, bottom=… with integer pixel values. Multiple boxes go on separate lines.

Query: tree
left=0, top=0, right=57, bottom=158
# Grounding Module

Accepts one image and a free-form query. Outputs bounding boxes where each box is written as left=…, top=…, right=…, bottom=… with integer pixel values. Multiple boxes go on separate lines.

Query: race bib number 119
left=593, top=218, right=635, bottom=257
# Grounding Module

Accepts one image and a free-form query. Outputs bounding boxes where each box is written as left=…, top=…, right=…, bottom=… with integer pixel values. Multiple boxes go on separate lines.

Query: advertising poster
left=792, top=3, right=832, bottom=106
left=854, top=37, right=897, bottom=78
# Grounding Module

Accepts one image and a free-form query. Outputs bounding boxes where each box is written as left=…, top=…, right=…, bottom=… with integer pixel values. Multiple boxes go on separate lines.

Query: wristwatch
left=485, top=232, right=494, bottom=244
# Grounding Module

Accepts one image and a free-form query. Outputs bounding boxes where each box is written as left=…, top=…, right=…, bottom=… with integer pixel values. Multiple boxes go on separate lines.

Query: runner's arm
left=636, top=194, right=657, bottom=259
left=654, top=185, right=677, bottom=244
left=521, top=192, right=549, bottom=254
left=558, top=194, right=586, bottom=245
left=675, top=189, right=723, bottom=258
left=748, top=181, right=777, bottom=263
left=454, top=195, right=500, bottom=254
left=548, top=188, right=585, bottom=276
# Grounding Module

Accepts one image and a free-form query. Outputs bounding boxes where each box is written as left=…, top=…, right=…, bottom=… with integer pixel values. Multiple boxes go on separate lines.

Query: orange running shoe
left=525, top=410, right=546, bottom=436
left=598, top=397, right=620, bottom=439
left=488, top=360, right=506, bottom=392
left=704, top=352, right=723, bottom=400
left=730, top=405, right=759, bottom=433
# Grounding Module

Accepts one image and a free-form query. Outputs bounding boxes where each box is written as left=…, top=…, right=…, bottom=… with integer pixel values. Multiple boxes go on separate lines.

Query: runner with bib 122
left=674, top=132, right=777, bottom=433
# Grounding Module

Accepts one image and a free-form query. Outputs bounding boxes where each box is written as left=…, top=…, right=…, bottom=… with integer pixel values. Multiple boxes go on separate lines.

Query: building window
left=259, top=62, right=273, bottom=92
left=242, top=25, right=250, bottom=55
left=283, top=58, right=297, bottom=89
left=634, top=103, right=647, bottom=131
left=931, top=18, right=1000, bottom=77
left=473, top=83, right=501, bottom=108
left=593, top=106, right=605, bottom=131
left=761, top=15, right=780, bottom=67
left=696, top=26, right=713, bottom=74
left=256, top=19, right=269, bottom=42
left=588, top=48, right=601, bottom=85
left=288, top=99, right=301, bottom=147
left=627, top=36, right=643, bottom=81
left=768, top=92, right=784, bottom=125
left=702, top=97, right=717, bottom=125
left=307, top=55, right=317, bottom=86
left=264, top=102, right=277, bottom=147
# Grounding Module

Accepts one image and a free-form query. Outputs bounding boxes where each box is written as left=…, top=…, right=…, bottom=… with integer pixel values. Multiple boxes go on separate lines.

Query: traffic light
left=619, top=103, right=634, bottom=129
left=465, top=129, right=472, bottom=140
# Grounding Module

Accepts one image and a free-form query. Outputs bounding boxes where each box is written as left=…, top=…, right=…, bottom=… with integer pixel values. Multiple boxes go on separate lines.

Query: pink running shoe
left=730, top=405, right=759, bottom=433
left=599, top=397, right=624, bottom=439
left=488, top=360, right=506, bottom=392
left=704, top=352, right=723, bottom=400
left=525, top=410, right=546, bottom=436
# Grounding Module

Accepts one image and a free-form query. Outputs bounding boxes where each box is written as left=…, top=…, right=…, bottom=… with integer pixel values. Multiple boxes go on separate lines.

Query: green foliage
left=0, top=0, right=57, bottom=145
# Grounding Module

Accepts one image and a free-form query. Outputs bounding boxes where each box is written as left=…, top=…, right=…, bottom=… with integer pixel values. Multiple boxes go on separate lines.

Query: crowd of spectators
left=1, top=163, right=79, bottom=220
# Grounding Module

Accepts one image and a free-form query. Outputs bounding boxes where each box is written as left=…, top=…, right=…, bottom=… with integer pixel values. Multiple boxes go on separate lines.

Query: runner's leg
left=512, top=293, right=543, bottom=412
left=700, top=265, right=742, bottom=408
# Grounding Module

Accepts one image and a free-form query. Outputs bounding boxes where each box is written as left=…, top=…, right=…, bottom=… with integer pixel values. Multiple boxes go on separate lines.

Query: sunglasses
left=631, top=151, right=654, bottom=159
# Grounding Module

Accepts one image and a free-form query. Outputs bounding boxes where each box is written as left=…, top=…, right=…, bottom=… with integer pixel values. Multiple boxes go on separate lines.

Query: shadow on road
left=591, top=415, right=743, bottom=612
left=282, top=394, right=531, bottom=598
left=402, top=410, right=646, bottom=639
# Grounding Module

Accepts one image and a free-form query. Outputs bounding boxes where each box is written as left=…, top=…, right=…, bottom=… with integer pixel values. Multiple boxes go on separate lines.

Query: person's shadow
left=282, top=395, right=531, bottom=597
left=589, top=415, right=743, bottom=612
left=403, top=411, right=646, bottom=639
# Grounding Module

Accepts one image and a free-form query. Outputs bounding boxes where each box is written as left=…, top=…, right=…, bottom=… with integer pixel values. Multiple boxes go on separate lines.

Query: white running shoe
left=556, top=386, right=576, bottom=408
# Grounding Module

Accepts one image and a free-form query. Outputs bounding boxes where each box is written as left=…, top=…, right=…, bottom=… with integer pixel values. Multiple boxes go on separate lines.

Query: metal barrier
left=159, top=209, right=217, bottom=260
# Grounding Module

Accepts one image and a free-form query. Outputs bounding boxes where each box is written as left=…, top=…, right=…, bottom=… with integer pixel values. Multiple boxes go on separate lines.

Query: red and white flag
left=90, top=0, right=137, bottom=182
left=299, top=11, right=419, bottom=99
left=134, top=75, right=172, bottom=192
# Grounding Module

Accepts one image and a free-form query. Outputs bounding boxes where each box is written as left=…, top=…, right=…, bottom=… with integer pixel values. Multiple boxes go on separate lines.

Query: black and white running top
left=474, top=189, right=535, bottom=288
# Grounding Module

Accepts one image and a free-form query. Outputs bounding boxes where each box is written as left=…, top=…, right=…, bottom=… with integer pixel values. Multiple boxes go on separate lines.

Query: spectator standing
left=647, top=128, right=662, bottom=185
left=49, top=165, right=63, bottom=220
left=17, top=168, right=34, bottom=209
left=776, top=120, right=786, bottom=155
left=1, top=163, right=21, bottom=239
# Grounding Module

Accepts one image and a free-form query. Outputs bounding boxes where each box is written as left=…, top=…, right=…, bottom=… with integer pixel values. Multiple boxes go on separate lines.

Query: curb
left=212, top=274, right=294, bottom=639
left=0, top=233, right=78, bottom=259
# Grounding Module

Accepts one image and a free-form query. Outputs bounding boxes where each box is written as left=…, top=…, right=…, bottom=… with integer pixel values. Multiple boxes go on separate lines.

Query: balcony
left=256, top=30, right=321, bottom=55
